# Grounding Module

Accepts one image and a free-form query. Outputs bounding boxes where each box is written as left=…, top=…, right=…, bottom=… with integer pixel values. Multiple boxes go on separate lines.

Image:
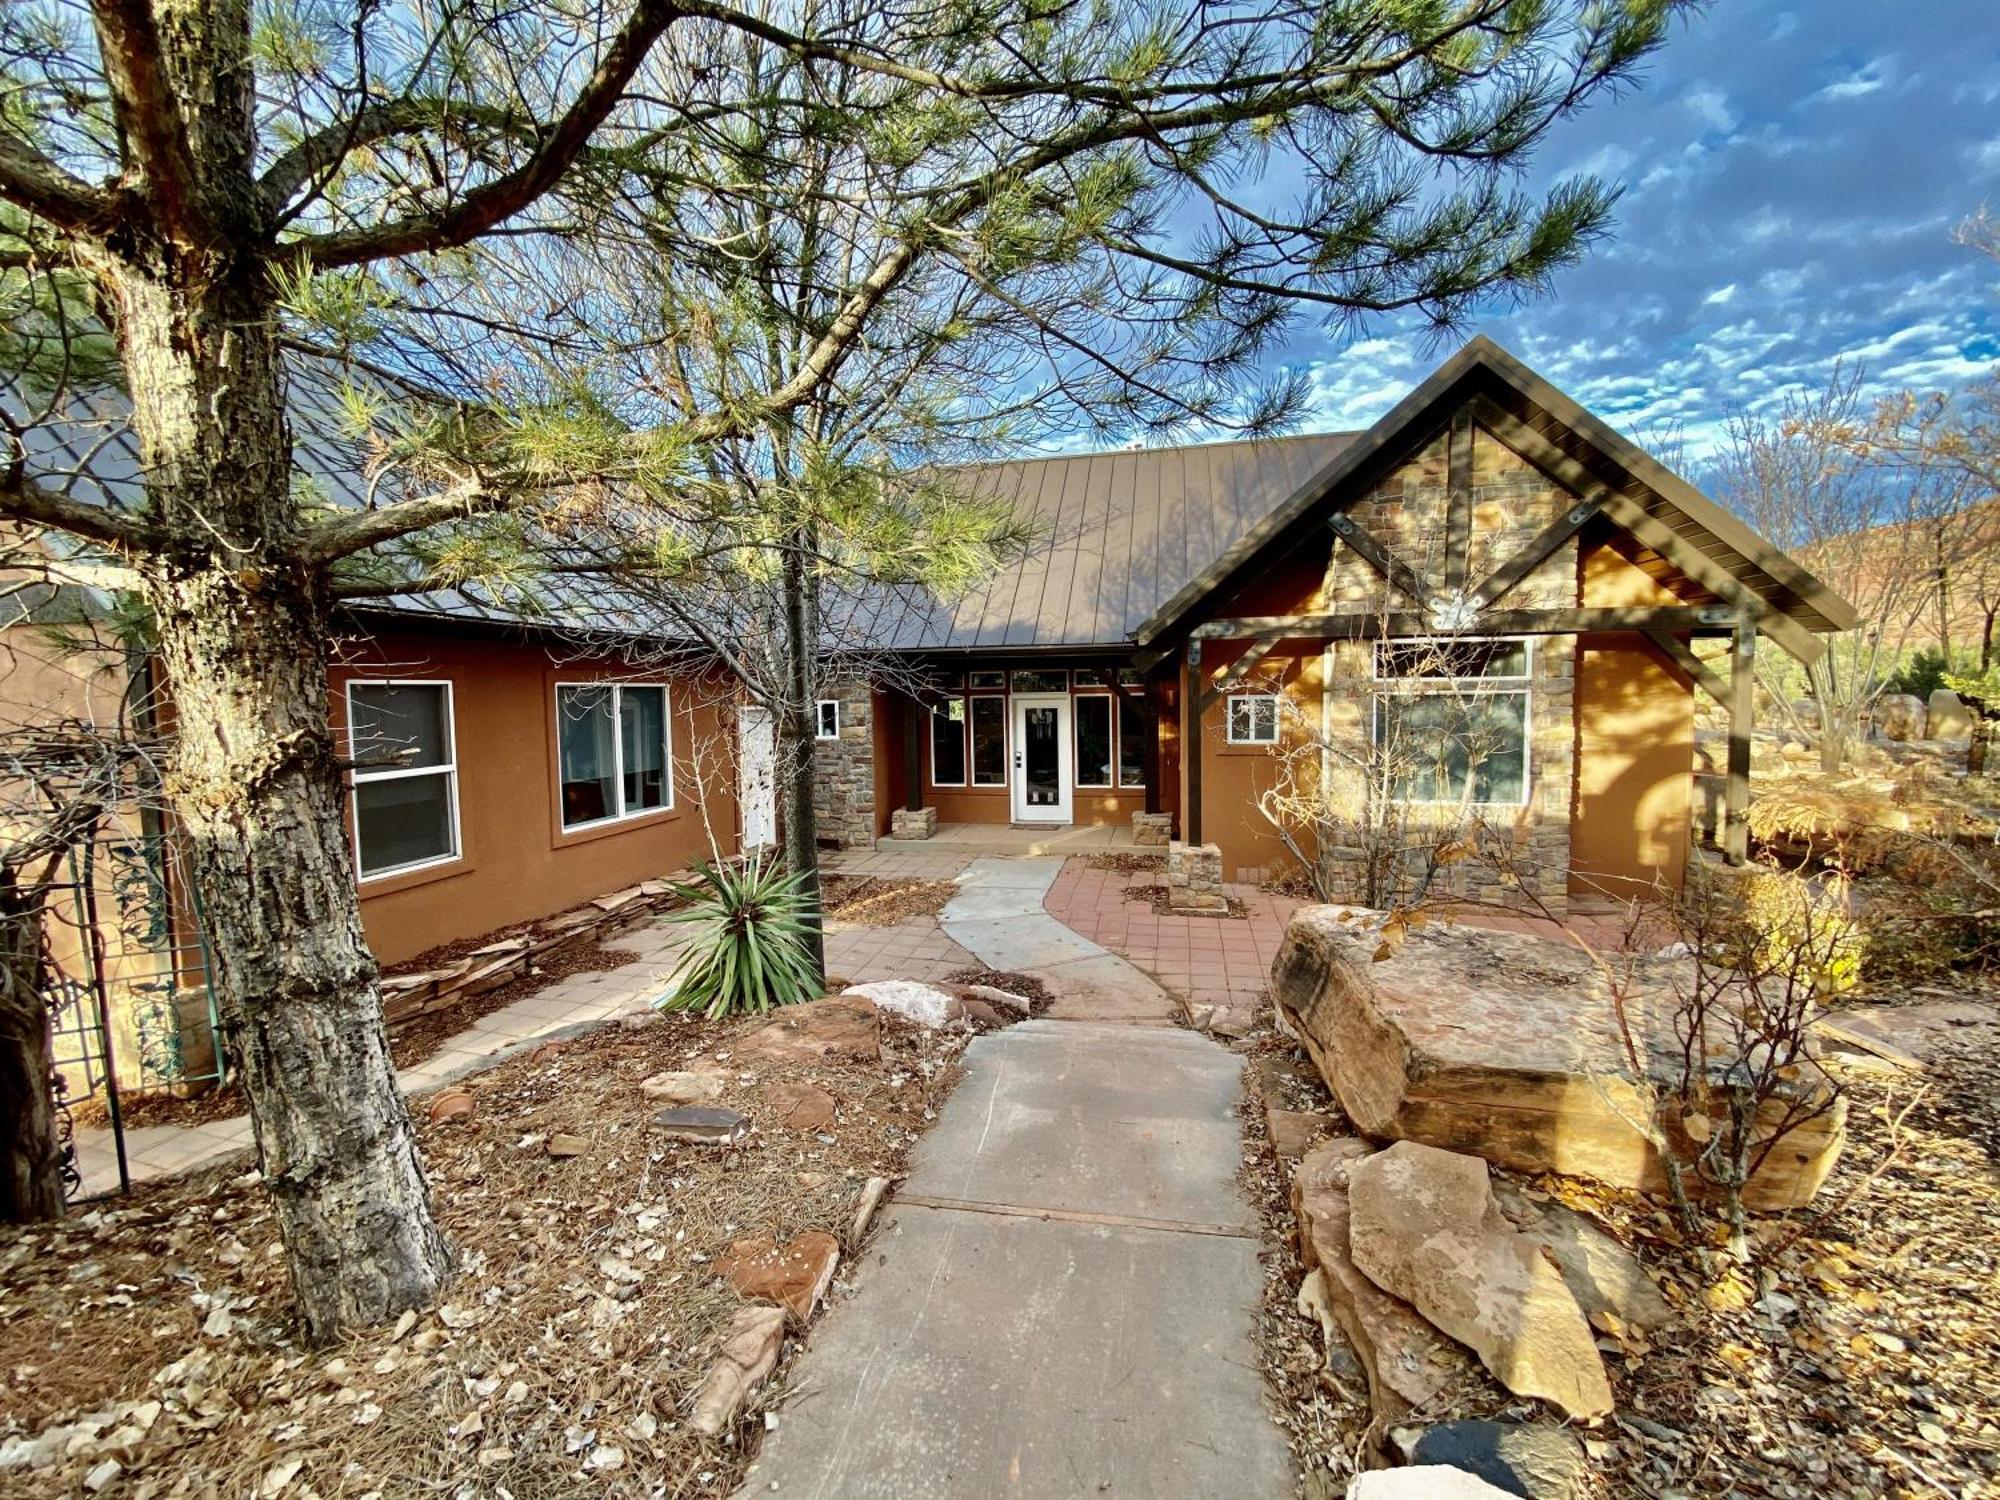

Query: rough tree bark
left=0, top=890, right=64, bottom=1221
left=68, top=0, right=451, bottom=1339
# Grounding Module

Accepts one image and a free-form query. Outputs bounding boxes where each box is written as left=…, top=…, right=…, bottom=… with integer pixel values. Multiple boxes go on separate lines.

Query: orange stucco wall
left=1571, top=542, right=1695, bottom=896
left=332, top=629, right=738, bottom=965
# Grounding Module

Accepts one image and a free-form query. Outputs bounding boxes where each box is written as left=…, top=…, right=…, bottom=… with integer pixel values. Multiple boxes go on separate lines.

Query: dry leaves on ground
left=0, top=1005, right=971, bottom=1498
left=819, top=875, right=959, bottom=927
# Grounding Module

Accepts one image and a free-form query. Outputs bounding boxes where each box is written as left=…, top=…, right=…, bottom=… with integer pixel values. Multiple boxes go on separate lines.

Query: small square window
left=815, top=699, right=840, bottom=740
left=1226, top=694, right=1280, bottom=745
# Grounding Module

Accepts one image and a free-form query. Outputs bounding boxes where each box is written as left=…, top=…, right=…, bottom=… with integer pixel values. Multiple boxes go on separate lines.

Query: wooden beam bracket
left=1328, top=512, right=1431, bottom=608
left=1641, top=628, right=1730, bottom=707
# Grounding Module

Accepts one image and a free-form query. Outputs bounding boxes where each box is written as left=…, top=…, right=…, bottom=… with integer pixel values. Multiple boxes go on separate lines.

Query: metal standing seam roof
left=872, top=430, right=1360, bottom=651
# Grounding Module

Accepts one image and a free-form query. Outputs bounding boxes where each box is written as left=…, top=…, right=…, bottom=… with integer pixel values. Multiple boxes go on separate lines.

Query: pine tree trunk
left=79, top=9, right=451, bottom=1331
left=0, top=895, right=65, bottom=1222
left=779, top=534, right=826, bottom=982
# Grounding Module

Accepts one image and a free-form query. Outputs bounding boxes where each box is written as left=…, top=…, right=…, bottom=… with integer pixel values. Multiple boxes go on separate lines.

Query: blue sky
left=1292, top=2, right=2000, bottom=458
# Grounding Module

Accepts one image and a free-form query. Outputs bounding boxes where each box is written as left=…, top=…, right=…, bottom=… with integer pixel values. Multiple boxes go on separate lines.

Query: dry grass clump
left=0, top=1005, right=971, bottom=1498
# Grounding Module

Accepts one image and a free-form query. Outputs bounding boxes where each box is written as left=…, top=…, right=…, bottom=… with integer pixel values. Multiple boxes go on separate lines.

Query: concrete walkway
left=940, top=857, right=1180, bottom=1024
left=742, top=1020, right=1290, bottom=1498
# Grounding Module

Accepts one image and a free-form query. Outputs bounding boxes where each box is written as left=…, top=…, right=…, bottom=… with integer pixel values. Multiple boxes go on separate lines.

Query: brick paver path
left=1043, top=859, right=1300, bottom=1014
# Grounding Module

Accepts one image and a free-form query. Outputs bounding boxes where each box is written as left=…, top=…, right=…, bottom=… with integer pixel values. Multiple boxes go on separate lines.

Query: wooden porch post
left=1724, top=620, right=1754, bottom=865
left=901, top=693, right=924, bottom=814
left=1184, top=640, right=1203, bottom=845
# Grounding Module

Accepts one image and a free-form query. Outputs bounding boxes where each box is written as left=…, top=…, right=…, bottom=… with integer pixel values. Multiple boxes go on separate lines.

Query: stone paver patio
left=1044, top=858, right=1301, bottom=1014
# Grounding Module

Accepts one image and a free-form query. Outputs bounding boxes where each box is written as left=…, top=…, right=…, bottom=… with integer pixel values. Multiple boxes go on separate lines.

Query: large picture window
left=347, top=681, right=459, bottom=879
left=1075, top=695, right=1113, bottom=787
left=930, top=698, right=967, bottom=786
left=1372, top=639, right=1530, bottom=806
left=970, top=696, right=1007, bottom=785
left=558, top=682, right=674, bottom=829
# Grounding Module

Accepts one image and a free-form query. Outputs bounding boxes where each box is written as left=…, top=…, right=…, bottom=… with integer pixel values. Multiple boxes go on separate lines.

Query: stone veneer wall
left=1313, top=421, right=1577, bottom=911
left=811, top=678, right=877, bottom=848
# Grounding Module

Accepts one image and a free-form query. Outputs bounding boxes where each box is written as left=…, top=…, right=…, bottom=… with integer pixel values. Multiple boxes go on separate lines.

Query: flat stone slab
left=650, top=1106, right=751, bottom=1144
left=1272, top=908, right=1845, bottom=1209
left=907, top=1021, right=1256, bottom=1228
left=741, top=1019, right=1288, bottom=1497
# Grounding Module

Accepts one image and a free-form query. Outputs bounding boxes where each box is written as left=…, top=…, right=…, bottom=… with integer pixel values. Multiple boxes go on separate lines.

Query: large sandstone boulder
left=1270, top=909, right=1844, bottom=1210
left=1872, top=692, right=1926, bottom=742
left=1927, top=688, right=1973, bottom=742
left=1292, top=1139, right=1476, bottom=1422
left=1347, top=1143, right=1613, bottom=1420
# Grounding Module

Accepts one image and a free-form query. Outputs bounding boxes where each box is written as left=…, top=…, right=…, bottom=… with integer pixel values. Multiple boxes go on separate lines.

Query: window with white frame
left=815, top=699, right=840, bottom=740
left=557, top=683, right=673, bottom=830
left=1225, top=693, right=1280, bottom=745
left=1371, top=639, right=1530, bottom=806
left=347, top=681, right=460, bottom=879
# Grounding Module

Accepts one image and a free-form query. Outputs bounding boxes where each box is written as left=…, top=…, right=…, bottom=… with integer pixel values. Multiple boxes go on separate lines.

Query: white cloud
left=1808, top=59, right=1894, bottom=105
left=1703, top=283, right=1739, bottom=306
left=1684, top=86, right=1736, bottom=133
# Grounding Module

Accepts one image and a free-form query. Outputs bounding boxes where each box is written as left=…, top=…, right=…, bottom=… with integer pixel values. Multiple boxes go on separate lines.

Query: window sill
left=357, top=855, right=472, bottom=899
left=553, top=804, right=682, bottom=850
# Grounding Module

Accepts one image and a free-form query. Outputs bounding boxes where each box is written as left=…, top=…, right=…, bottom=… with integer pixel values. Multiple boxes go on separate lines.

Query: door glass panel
left=1023, top=705, right=1061, bottom=806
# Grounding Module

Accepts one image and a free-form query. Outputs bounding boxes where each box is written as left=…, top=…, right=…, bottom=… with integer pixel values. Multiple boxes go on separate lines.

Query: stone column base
left=1131, top=811, right=1173, bottom=847
left=890, top=807, right=938, bottom=840
left=1167, top=840, right=1227, bottom=912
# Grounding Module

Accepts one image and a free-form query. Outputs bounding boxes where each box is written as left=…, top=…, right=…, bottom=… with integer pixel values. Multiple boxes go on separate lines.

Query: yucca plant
left=656, top=854, right=823, bottom=1020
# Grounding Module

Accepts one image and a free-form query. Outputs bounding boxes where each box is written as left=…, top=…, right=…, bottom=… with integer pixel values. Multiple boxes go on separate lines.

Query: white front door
left=738, top=705, right=777, bottom=849
left=1010, top=695, right=1072, bottom=823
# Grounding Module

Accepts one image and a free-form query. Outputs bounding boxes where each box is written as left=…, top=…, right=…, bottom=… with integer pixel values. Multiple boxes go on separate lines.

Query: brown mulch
left=1084, top=851, right=1167, bottom=873
left=385, top=936, right=634, bottom=1071
left=1122, top=879, right=1251, bottom=920
left=66, top=1077, right=245, bottom=1132
left=940, top=966, right=1056, bottom=1016
left=820, top=875, right=959, bottom=927
left=1259, top=867, right=1320, bottom=901
left=1242, top=1011, right=2000, bottom=1497
left=0, top=1002, right=974, bottom=1497
left=66, top=936, right=644, bottom=1133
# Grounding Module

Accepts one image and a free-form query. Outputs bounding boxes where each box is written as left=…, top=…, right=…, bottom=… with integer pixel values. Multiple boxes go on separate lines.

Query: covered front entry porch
left=878, top=654, right=1179, bottom=844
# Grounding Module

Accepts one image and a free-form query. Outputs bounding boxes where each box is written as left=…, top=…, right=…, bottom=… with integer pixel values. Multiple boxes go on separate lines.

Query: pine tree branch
left=0, top=469, right=149, bottom=552
left=0, top=136, right=114, bottom=233
left=286, top=0, right=686, bottom=270
left=260, top=99, right=460, bottom=218
left=299, top=480, right=508, bottom=563
left=90, top=0, right=209, bottom=245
